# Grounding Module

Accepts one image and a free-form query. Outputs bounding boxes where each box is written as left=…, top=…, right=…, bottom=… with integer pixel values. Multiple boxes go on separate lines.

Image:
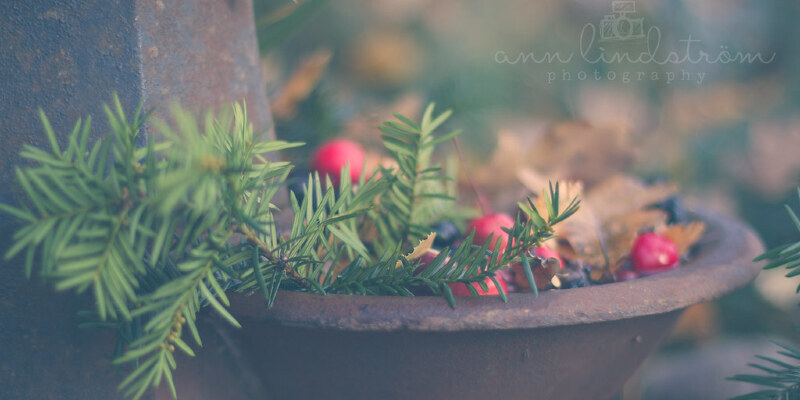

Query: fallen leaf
left=549, top=203, right=605, bottom=266
left=516, top=168, right=549, bottom=196
left=601, top=210, right=668, bottom=272
left=517, top=168, right=607, bottom=270
left=518, top=170, right=678, bottom=276
left=529, top=122, right=636, bottom=185
left=397, top=232, right=436, bottom=267
left=585, top=175, right=677, bottom=223
left=658, top=222, right=706, bottom=255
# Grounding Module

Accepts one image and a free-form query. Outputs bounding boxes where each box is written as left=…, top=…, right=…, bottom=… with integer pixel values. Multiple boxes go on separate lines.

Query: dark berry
left=648, top=196, right=688, bottom=224
left=432, top=221, right=460, bottom=248
left=556, top=268, right=590, bottom=289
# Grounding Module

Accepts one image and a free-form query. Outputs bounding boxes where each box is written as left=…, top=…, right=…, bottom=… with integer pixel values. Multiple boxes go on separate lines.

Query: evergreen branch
left=374, top=103, right=462, bottom=251
left=118, top=237, right=236, bottom=400
left=2, top=96, right=580, bottom=399
left=729, top=341, right=800, bottom=399
left=239, top=223, right=307, bottom=288
left=729, top=188, right=800, bottom=399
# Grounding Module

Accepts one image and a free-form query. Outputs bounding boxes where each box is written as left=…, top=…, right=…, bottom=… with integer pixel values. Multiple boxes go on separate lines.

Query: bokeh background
left=253, top=1, right=800, bottom=398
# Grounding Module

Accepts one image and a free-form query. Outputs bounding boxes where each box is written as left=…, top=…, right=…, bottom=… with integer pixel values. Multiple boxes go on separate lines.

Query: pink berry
left=414, top=249, right=444, bottom=275
left=310, top=139, right=365, bottom=187
left=448, top=275, right=508, bottom=296
left=630, top=233, right=679, bottom=274
left=466, top=213, right=515, bottom=253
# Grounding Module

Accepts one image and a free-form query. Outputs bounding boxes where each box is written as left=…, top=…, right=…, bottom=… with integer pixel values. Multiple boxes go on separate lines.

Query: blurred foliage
left=254, top=0, right=800, bottom=342
left=253, top=0, right=329, bottom=54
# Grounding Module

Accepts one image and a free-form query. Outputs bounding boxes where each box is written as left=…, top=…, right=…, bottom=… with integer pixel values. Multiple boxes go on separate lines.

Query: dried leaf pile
left=516, top=169, right=705, bottom=290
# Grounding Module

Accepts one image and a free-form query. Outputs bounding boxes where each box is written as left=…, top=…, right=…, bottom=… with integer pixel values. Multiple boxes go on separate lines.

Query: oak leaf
left=658, top=222, right=706, bottom=255
left=397, top=232, right=437, bottom=268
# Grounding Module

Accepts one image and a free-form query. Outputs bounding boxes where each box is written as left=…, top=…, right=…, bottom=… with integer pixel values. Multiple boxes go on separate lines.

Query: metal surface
left=236, top=310, right=682, bottom=400
left=225, top=210, right=763, bottom=399
left=136, top=0, right=270, bottom=133
left=0, top=2, right=270, bottom=399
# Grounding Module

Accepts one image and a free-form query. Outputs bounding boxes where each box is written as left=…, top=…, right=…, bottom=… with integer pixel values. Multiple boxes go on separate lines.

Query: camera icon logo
left=600, top=0, right=645, bottom=41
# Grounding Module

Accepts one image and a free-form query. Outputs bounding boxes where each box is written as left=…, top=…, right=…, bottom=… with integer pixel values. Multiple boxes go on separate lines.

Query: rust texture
left=0, top=1, right=269, bottom=399
left=135, top=0, right=271, bottom=135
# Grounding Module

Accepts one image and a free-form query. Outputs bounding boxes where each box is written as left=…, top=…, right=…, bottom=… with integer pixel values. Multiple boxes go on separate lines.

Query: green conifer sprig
left=371, top=103, right=462, bottom=252
left=2, top=96, right=578, bottom=399
left=728, top=340, right=800, bottom=400
left=729, top=188, right=800, bottom=400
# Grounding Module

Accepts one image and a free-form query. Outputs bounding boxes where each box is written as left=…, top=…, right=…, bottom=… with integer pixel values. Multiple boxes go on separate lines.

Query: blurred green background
left=253, top=1, right=800, bottom=397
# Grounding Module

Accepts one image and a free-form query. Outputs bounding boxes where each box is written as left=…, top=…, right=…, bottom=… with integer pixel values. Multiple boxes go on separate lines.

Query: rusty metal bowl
left=227, top=210, right=763, bottom=400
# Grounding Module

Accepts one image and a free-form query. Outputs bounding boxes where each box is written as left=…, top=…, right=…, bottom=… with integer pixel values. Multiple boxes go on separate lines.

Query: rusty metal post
left=0, top=1, right=271, bottom=398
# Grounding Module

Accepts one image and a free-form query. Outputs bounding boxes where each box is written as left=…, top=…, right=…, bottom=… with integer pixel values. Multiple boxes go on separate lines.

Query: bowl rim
left=230, top=209, right=764, bottom=332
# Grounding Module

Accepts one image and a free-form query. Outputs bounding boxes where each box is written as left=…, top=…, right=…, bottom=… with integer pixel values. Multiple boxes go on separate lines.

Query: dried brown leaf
left=517, top=168, right=606, bottom=269
left=602, top=210, right=668, bottom=272
left=585, top=175, right=677, bottom=224
left=396, top=233, right=436, bottom=268
left=517, top=171, right=676, bottom=276
left=658, top=222, right=706, bottom=255
left=528, top=122, right=636, bottom=185
left=548, top=199, right=606, bottom=269
left=516, top=167, right=550, bottom=196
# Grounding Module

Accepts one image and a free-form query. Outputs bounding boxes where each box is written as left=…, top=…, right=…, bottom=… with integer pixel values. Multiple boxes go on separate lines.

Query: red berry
left=466, top=213, right=515, bottom=252
left=448, top=275, right=508, bottom=296
left=414, top=249, right=444, bottom=275
left=310, top=139, right=365, bottom=187
left=630, top=233, right=679, bottom=274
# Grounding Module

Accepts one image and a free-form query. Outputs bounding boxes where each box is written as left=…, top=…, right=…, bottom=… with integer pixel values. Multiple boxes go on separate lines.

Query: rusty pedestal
left=0, top=1, right=270, bottom=399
